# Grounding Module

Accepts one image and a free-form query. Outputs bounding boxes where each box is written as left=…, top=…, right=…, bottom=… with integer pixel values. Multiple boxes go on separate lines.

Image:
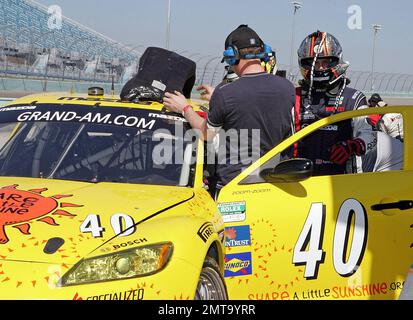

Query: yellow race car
left=0, top=90, right=226, bottom=300
left=0, top=89, right=412, bottom=301
left=219, top=105, right=413, bottom=300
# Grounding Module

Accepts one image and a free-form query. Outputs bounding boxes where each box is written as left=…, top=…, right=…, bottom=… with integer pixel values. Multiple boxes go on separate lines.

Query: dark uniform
left=207, top=72, right=295, bottom=186
left=295, top=80, right=376, bottom=175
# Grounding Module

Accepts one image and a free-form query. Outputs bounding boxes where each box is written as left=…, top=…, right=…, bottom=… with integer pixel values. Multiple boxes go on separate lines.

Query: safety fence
left=0, top=76, right=123, bottom=95
left=194, top=59, right=413, bottom=97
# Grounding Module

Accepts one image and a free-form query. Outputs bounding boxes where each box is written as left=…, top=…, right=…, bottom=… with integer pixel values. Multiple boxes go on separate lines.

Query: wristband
left=182, top=105, right=193, bottom=116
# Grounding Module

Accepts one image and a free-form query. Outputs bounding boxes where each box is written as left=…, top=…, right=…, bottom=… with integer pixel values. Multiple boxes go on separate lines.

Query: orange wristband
left=182, top=105, right=193, bottom=116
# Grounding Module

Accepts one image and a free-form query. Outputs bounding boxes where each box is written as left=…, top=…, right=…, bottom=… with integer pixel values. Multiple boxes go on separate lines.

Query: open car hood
left=0, top=177, right=193, bottom=264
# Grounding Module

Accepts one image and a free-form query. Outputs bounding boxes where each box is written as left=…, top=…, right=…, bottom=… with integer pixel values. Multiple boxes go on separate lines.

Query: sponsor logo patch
left=197, top=222, right=214, bottom=243
left=225, top=226, right=251, bottom=247
left=224, top=252, right=252, bottom=277
left=218, top=201, right=246, bottom=223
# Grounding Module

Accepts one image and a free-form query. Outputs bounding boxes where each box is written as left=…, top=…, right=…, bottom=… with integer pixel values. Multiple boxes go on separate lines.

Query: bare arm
left=163, top=91, right=217, bottom=141
left=197, top=84, right=215, bottom=101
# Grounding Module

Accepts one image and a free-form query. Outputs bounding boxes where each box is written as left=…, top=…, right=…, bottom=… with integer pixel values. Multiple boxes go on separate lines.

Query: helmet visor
left=300, top=57, right=339, bottom=70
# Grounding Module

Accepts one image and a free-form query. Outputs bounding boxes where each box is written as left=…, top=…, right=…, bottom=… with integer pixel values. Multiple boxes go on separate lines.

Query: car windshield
left=0, top=104, right=197, bottom=186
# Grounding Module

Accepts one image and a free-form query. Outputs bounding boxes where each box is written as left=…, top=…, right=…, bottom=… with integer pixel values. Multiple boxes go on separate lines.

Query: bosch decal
left=113, top=238, right=148, bottom=250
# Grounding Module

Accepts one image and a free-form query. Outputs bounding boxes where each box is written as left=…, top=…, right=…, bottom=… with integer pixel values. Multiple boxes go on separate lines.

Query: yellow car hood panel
left=0, top=177, right=193, bottom=264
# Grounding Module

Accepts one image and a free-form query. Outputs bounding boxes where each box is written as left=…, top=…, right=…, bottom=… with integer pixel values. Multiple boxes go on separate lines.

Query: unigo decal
left=293, top=199, right=368, bottom=279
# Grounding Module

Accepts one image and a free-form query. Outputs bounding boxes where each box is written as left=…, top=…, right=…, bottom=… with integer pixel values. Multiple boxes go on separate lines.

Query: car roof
left=6, top=92, right=204, bottom=113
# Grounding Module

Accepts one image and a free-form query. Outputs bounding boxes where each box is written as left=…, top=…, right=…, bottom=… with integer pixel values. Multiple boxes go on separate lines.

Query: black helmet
left=368, top=93, right=387, bottom=107
left=298, top=31, right=349, bottom=87
left=369, top=93, right=382, bottom=104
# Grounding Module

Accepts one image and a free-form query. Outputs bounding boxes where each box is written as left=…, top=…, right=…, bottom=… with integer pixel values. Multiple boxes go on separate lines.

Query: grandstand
left=0, top=0, right=412, bottom=97
left=0, top=0, right=140, bottom=85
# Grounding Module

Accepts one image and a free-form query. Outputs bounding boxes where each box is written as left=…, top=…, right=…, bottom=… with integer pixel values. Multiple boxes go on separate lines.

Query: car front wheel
left=195, top=256, right=228, bottom=300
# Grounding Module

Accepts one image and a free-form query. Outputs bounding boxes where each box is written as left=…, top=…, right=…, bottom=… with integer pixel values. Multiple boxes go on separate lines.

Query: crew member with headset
left=163, top=24, right=295, bottom=193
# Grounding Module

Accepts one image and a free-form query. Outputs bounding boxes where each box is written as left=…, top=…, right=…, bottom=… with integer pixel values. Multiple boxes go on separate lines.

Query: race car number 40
left=293, top=199, right=368, bottom=280
left=80, top=214, right=136, bottom=237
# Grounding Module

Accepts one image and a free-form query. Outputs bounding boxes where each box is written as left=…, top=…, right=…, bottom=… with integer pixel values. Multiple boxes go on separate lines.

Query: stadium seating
left=0, top=0, right=140, bottom=83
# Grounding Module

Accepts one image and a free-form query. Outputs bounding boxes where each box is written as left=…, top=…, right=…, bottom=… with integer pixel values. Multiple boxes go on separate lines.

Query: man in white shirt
left=358, top=131, right=403, bottom=172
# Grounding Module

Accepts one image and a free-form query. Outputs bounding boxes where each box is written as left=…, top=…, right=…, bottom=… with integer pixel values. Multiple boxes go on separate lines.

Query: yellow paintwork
left=219, top=106, right=413, bottom=300
left=1, top=91, right=412, bottom=300
left=0, top=92, right=223, bottom=300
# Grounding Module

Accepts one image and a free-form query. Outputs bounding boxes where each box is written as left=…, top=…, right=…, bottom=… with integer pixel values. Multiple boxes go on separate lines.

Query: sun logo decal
left=0, top=184, right=83, bottom=244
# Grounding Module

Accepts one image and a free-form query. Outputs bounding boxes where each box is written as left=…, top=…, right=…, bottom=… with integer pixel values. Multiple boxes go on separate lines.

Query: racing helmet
left=297, top=31, right=349, bottom=87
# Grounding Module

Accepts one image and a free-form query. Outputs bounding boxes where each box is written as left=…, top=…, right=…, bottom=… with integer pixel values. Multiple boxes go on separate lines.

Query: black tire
left=195, top=256, right=228, bottom=300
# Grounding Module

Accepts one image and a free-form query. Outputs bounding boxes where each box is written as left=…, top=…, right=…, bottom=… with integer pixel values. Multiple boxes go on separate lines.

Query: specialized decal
left=293, top=199, right=368, bottom=279
left=80, top=213, right=137, bottom=238
left=218, top=201, right=246, bottom=223
left=0, top=184, right=82, bottom=244
left=75, top=289, right=145, bottom=300
left=197, top=222, right=214, bottom=243
left=225, top=226, right=251, bottom=247
left=224, top=252, right=252, bottom=277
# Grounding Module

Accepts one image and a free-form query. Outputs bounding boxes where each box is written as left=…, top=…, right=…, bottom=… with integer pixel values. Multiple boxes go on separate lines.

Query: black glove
left=329, top=138, right=366, bottom=165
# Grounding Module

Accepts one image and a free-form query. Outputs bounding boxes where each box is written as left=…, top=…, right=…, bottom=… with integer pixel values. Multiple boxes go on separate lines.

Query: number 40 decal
left=80, top=214, right=136, bottom=237
left=293, top=199, right=368, bottom=279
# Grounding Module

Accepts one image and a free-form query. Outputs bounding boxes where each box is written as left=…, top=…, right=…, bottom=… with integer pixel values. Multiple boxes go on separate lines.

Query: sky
left=35, top=0, right=413, bottom=75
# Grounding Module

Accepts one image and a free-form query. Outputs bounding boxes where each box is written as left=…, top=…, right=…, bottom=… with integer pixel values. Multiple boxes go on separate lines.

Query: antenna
left=111, top=74, right=115, bottom=96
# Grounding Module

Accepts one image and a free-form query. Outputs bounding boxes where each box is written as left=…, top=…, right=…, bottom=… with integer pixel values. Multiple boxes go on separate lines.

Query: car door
left=218, top=106, right=413, bottom=300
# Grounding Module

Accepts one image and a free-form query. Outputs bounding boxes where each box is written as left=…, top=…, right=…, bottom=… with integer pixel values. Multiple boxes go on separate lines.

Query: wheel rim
left=195, top=267, right=227, bottom=300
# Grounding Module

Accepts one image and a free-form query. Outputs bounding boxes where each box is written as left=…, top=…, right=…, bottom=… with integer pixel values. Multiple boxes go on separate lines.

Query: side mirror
left=260, top=158, right=313, bottom=183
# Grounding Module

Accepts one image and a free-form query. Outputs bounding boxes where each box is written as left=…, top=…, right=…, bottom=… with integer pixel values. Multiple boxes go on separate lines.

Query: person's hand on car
left=163, top=91, right=189, bottom=114
left=197, top=84, right=215, bottom=101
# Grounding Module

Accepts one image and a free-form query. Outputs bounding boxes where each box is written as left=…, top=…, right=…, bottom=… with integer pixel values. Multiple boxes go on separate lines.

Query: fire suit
left=294, top=80, right=376, bottom=175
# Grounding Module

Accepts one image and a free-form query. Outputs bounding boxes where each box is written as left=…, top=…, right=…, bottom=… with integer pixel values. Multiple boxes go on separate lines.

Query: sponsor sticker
left=224, top=252, right=252, bottom=277
left=197, top=222, right=214, bottom=243
left=75, top=289, right=145, bottom=300
left=225, top=226, right=251, bottom=247
left=151, top=80, right=166, bottom=91
left=217, top=201, right=246, bottom=223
